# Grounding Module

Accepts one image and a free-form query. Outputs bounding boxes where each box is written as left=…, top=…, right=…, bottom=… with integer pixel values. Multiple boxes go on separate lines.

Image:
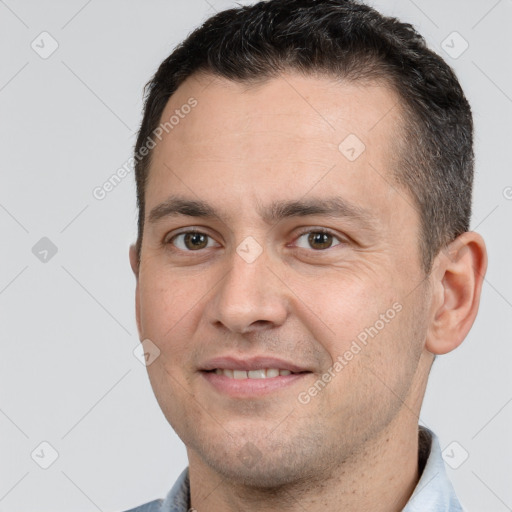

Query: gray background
left=0, top=0, right=511, bottom=510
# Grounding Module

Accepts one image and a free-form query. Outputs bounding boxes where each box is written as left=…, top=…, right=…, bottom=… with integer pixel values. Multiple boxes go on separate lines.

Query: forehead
left=156, top=71, right=403, bottom=156
left=145, top=71, right=414, bottom=230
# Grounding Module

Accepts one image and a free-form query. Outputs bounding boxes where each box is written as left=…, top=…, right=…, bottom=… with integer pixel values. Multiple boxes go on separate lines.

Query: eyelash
left=165, top=228, right=345, bottom=253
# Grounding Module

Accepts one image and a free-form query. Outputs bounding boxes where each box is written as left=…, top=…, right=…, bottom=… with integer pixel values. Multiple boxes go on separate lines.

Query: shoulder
left=121, top=468, right=190, bottom=512
left=122, top=498, right=165, bottom=512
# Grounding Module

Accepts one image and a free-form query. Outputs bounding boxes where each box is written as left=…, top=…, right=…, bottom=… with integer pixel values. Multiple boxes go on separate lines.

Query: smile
left=211, top=368, right=296, bottom=378
left=202, top=368, right=311, bottom=397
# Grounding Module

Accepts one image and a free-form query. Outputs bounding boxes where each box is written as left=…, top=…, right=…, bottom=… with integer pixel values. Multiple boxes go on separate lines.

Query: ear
left=425, top=232, right=487, bottom=355
left=129, top=243, right=140, bottom=278
left=129, top=244, right=142, bottom=340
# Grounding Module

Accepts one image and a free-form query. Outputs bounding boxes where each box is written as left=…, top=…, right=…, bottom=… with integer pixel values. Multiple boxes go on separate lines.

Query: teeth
left=215, top=368, right=233, bottom=378
left=213, top=368, right=296, bottom=379
left=248, top=369, right=266, bottom=379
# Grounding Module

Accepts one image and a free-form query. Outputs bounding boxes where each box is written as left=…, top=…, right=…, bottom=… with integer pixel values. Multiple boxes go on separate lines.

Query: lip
left=200, top=356, right=310, bottom=373
left=200, top=356, right=312, bottom=398
left=201, top=371, right=310, bottom=397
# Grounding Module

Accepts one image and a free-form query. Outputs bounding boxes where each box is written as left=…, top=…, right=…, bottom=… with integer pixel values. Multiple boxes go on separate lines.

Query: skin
left=129, top=71, right=487, bottom=512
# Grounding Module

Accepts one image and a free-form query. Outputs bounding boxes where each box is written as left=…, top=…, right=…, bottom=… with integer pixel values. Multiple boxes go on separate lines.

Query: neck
left=188, top=416, right=421, bottom=512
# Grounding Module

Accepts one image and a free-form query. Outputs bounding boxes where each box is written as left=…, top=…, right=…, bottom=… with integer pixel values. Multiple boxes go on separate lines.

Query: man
left=126, top=0, right=487, bottom=510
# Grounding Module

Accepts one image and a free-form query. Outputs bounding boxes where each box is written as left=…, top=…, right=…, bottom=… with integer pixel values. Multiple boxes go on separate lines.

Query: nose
left=205, top=243, right=290, bottom=334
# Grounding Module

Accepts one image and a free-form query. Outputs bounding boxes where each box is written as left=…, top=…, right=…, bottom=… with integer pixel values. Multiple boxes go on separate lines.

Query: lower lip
left=201, top=371, right=310, bottom=397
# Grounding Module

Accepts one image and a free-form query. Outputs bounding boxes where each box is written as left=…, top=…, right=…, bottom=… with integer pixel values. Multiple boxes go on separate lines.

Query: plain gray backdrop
left=1, top=0, right=511, bottom=511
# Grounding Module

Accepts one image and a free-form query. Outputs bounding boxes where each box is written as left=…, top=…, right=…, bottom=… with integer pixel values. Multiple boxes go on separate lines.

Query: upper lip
left=200, top=356, right=311, bottom=373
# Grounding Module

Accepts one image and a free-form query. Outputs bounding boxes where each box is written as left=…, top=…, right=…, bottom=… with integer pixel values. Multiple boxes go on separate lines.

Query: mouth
left=199, top=357, right=313, bottom=397
left=204, top=368, right=308, bottom=379
left=201, top=369, right=311, bottom=397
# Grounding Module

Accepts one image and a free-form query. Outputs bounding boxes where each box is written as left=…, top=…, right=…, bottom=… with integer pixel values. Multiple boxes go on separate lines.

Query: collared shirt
left=124, top=426, right=464, bottom=512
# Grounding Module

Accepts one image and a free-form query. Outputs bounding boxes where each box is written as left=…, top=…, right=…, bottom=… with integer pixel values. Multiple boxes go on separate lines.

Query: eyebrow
left=148, top=194, right=376, bottom=228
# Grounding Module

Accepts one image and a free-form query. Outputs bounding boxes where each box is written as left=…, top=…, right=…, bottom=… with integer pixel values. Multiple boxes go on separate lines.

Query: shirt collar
left=161, top=426, right=464, bottom=512
left=403, top=426, right=464, bottom=511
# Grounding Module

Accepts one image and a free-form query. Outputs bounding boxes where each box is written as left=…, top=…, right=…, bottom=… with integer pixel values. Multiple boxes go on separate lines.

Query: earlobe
left=129, top=244, right=140, bottom=279
left=425, top=232, right=487, bottom=355
left=129, top=244, right=143, bottom=339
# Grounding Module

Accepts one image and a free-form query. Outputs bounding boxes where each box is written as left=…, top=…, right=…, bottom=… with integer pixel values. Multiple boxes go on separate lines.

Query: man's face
left=131, top=72, right=434, bottom=486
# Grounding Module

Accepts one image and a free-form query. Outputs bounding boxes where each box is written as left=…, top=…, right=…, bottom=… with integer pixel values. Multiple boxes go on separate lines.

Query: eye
left=167, top=230, right=219, bottom=251
left=294, top=229, right=344, bottom=251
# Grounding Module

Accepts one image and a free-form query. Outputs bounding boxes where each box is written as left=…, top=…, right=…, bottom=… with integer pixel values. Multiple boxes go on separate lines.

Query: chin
left=209, top=455, right=308, bottom=489
left=192, top=433, right=323, bottom=490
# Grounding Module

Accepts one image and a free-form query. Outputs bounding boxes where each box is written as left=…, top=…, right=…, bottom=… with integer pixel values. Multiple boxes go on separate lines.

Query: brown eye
left=170, top=231, right=215, bottom=251
left=295, top=230, right=342, bottom=251
left=308, top=232, right=333, bottom=250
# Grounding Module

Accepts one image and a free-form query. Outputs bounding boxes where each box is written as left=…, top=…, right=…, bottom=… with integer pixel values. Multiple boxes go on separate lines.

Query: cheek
left=290, top=271, right=396, bottom=356
left=138, top=269, right=205, bottom=343
left=145, top=357, right=205, bottom=449
left=138, top=273, right=205, bottom=432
